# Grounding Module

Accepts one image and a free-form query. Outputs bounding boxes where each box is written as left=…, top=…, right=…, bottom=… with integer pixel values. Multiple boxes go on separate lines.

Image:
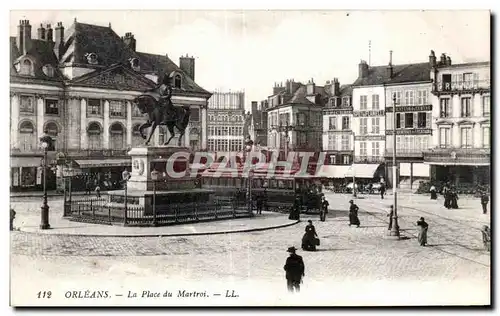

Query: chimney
left=54, top=22, right=64, bottom=59
left=46, top=24, right=53, bottom=42
left=387, top=50, right=394, bottom=78
left=358, top=60, right=369, bottom=78
left=440, top=53, right=447, bottom=66
left=429, top=50, right=437, bottom=67
left=446, top=56, right=452, bottom=66
left=306, top=78, right=315, bottom=95
left=179, top=54, right=195, bottom=80
left=333, top=78, right=340, bottom=96
left=122, top=32, right=136, bottom=51
left=251, top=101, right=258, bottom=113
left=37, top=24, right=46, bottom=40
left=17, top=20, right=32, bottom=55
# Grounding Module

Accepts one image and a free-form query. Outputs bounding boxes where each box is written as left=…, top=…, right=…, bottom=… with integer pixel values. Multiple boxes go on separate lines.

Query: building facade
left=10, top=19, right=211, bottom=191
left=266, top=79, right=324, bottom=154
left=248, top=100, right=268, bottom=146
left=322, top=79, right=354, bottom=165
left=424, top=52, right=490, bottom=186
left=206, top=90, right=246, bottom=152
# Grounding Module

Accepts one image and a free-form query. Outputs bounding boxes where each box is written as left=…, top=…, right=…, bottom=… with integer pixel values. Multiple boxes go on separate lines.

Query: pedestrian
left=320, top=196, right=329, bottom=222
left=480, top=191, right=489, bottom=214
left=450, top=189, right=459, bottom=209
left=380, top=183, right=386, bottom=199
left=302, top=220, right=319, bottom=251
left=387, top=205, right=394, bottom=231
left=10, top=209, right=16, bottom=231
left=481, top=225, right=491, bottom=252
left=289, top=195, right=301, bottom=220
left=416, top=217, right=429, bottom=246
left=95, top=184, right=101, bottom=198
left=85, top=179, right=92, bottom=195
left=256, top=193, right=263, bottom=215
left=283, top=246, right=305, bottom=293
left=348, top=200, right=360, bottom=228
left=443, top=184, right=450, bottom=208
left=430, top=184, right=437, bottom=200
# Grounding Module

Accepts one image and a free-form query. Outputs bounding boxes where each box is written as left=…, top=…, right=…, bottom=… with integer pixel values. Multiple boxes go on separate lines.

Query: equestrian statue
left=133, top=74, right=191, bottom=146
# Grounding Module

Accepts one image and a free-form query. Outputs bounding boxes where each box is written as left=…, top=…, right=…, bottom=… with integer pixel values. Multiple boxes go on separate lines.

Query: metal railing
left=353, top=156, right=385, bottom=163
left=64, top=149, right=129, bottom=158
left=435, top=79, right=490, bottom=92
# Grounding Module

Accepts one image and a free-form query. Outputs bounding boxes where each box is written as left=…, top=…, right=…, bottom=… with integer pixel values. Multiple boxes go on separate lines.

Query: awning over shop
left=424, top=162, right=490, bottom=166
left=10, top=156, right=43, bottom=168
left=316, top=165, right=351, bottom=178
left=75, top=159, right=131, bottom=168
left=344, top=164, right=382, bottom=179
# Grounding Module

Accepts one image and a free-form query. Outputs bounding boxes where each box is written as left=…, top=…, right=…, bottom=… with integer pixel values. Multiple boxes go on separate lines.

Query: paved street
left=10, top=193, right=491, bottom=306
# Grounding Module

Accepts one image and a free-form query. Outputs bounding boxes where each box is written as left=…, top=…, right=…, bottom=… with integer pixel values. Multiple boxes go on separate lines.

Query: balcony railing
left=354, top=156, right=385, bottom=163
left=384, top=149, right=424, bottom=157
left=435, top=79, right=490, bottom=92
left=64, top=149, right=129, bottom=158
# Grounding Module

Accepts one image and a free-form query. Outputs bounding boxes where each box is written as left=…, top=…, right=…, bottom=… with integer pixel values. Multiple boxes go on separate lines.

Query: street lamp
left=122, top=169, right=131, bottom=214
left=151, top=169, right=159, bottom=226
left=39, top=134, right=53, bottom=230
left=389, top=94, right=400, bottom=238
left=245, top=141, right=254, bottom=213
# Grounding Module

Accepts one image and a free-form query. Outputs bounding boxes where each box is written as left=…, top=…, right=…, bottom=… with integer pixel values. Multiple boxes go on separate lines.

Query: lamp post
left=39, top=134, right=53, bottom=230
left=389, top=94, right=400, bottom=238
left=122, top=169, right=131, bottom=215
left=352, top=169, right=357, bottom=198
left=151, top=170, right=159, bottom=226
left=245, top=141, right=254, bottom=213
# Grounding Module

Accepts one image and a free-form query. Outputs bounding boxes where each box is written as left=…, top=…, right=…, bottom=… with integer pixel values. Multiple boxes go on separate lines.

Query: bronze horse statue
left=133, top=88, right=191, bottom=147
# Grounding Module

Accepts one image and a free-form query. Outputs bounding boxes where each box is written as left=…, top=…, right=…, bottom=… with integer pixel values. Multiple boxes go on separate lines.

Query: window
left=371, top=118, right=380, bottom=134
left=342, top=116, right=350, bottom=130
left=110, top=101, right=125, bottom=117
left=329, top=117, right=337, bottom=130
left=329, top=155, right=336, bottom=165
left=20, top=59, right=33, bottom=76
left=461, top=98, right=471, bottom=117
left=404, top=90, right=415, bottom=106
left=20, top=96, right=35, bottom=113
left=87, top=122, right=102, bottom=149
left=395, top=113, right=402, bottom=129
left=360, top=118, right=368, bottom=134
left=440, top=98, right=451, bottom=118
left=360, top=95, right=368, bottom=110
left=341, top=135, right=350, bottom=150
left=190, top=108, right=200, bottom=121
left=442, top=74, right=452, bottom=90
left=174, top=74, right=182, bottom=88
left=44, top=122, right=58, bottom=151
left=460, top=127, right=472, bottom=148
left=417, top=90, right=428, bottom=105
left=439, top=128, right=451, bottom=148
left=483, top=96, right=490, bottom=116
left=132, top=124, right=142, bottom=147
left=359, top=142, right=367, bottom=159
left=371, top=142, right=380, bottom=157
left=342, top=97, right=350, bottom=107
left=483, top=127, right=490, bottom=148
left=208, top=139, right=215, bottom=151
left=87, top=99, right=102, bottom=115
left=297, top=113, right=306, bottom=126
left=404, top=113, right=413, bottom=128
left=372, top=94, right=379, bottom=110
left=417, top=113, right=428, bottom=128
left=110, top=123, right=125, bottom=149
left=342, top=155, right=350, bottom=165
left=328, top=134, right=337, bottom=150
left=132, top=103, right=142, bottom=117
left=42, top=65, right=55, bottom=77
left=463, top=73, right=473, bottom=87
left=391, top=91, right=401, bottom=105
left=19, top=121, right=35, bottom=151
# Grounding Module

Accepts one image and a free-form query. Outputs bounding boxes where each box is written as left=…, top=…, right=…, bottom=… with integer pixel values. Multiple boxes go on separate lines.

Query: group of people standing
left=429, top=184, right=459, bottom=209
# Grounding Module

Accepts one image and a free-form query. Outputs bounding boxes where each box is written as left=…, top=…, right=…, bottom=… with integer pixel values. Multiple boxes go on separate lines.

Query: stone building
left=248, top=100, right=268, bottom=147
left=10, top=19, right=211, bottom=191
left=424, top=52, right=490, bottom=187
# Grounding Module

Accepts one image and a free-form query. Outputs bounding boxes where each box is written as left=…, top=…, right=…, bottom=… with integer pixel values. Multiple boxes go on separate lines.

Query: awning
left=316, top=165, right=351, bottom=178
left=424, top=162, right=490, bottom=166
left=75, top=159, right=131, bottom=168
left=344, top=164, right=382, bottom=178
left=10, top=157, right=43, bottom=168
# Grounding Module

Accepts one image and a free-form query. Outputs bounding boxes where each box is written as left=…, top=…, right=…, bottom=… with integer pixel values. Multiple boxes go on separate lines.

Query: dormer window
left=42, top=64, right=55, bottom=77
left=129, top=58, right=140, bottom=71
left=174, top=74, right=182, bottom=88
left=15, top=58, right=34, bottom=76
left=85, top=53, right=98, bottom=65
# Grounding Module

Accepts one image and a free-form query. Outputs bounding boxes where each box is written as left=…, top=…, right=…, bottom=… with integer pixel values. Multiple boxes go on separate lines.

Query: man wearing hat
left=283, top=246, right=305, bottom=293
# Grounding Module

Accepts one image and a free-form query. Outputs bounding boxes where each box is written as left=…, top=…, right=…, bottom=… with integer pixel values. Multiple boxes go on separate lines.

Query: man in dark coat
left=380, top=183, right=386, bottom=199
left=283, top=246, right=305, bottom=293
left=480, top=191, right=489, bottom=214
left=10, top=209, right=16, bottom=231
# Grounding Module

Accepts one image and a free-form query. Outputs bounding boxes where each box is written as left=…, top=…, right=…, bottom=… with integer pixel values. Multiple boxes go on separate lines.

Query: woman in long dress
left=450, top=190, right=459, bottom=209
left=301, top=220, right=318, bottom=251
left=430, top=185, right=437, bottom=200
left=348, top=200, right=360, bottom=228
left=417, top=217, right=429, bottom=246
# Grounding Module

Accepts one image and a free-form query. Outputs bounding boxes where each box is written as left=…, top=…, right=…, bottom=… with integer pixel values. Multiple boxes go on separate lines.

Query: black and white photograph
left=7, top=7, right=491, bottom=307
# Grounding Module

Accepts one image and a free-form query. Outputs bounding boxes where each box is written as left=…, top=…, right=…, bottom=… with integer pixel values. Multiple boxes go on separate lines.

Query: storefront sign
left=386, top=105, right=432, bottom=112
left=324, top=109, right=352, bottom=115
left=353, top=110, right=385, bottom=117
left=385, top=128, right=432, bottom=135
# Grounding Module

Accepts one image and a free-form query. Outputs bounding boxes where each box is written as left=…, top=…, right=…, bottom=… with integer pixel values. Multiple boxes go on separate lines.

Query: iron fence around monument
left=67, top=196, right=251, bottom=227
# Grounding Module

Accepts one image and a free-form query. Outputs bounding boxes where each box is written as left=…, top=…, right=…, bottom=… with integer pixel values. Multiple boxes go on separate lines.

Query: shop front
left=10, top=155, right=57, bottom=192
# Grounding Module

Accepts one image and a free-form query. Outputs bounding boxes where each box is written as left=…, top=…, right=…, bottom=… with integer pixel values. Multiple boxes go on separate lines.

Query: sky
left=9, top=10, right=490, bottom=110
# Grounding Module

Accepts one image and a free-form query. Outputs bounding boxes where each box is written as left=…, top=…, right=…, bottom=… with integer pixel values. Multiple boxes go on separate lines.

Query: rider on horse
left=157, top=75, right=178, bottom=124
